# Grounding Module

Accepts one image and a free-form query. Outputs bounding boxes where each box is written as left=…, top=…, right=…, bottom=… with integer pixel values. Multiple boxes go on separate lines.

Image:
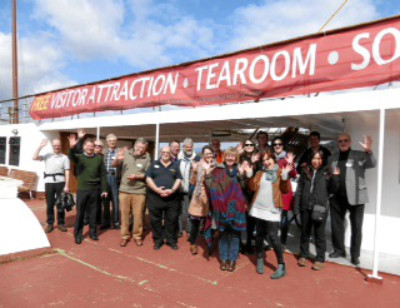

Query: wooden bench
left=9, top=169, right=38, bottom=199
left=0, top=166, right=8, bottom=176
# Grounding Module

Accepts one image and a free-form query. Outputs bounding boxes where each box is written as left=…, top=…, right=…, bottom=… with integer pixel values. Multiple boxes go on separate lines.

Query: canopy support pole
left=154, top=122, right=160, bottom=160
left=96, top=126, right=100, bottom=140
left=367, top=108, right=385, bottom=282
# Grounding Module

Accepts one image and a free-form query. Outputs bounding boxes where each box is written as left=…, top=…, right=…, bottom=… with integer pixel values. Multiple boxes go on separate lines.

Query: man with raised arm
left=328, top=134, right=376, bottom=266
left=33, top=138, right=70, bottom=233
left=113, top=138, right=151, bottom=248
left=68, top=134, right=107, bottom=244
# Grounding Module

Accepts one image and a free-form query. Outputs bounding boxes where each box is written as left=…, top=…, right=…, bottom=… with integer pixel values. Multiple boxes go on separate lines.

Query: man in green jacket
left=68, top=134, right=107, bottom=244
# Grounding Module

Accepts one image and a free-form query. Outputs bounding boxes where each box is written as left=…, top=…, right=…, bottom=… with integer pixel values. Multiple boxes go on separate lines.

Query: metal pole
left=96, top=126, right=100, bottom=140
left=368, top=108, right=385, bottom=281
left=154, top=122, right=160, bottom=160
left=12, top=0, right=19, bottom=124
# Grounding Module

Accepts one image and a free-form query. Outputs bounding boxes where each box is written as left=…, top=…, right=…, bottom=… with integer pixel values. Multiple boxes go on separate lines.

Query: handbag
left=55, top=192, right=76, bottom=212
left=311, top=204, right=327, bottom=222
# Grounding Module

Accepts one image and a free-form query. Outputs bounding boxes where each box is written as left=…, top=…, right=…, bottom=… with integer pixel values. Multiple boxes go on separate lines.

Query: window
left=8, top=137, right=20, bottom=166
left=0, top=137, right=6, bottom=164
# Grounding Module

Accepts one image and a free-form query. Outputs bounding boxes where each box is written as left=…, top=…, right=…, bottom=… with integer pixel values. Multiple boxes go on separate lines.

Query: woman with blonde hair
left=205, top=147, right=248, bottom=272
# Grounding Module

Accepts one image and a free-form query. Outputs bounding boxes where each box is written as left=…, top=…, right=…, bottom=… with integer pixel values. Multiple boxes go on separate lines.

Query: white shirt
left=40, top=153, right=70, bottom=184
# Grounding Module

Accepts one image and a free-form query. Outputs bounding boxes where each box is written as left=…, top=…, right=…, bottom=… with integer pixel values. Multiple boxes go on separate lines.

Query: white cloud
left=0, top=32, right=76, bottom=101
left=227, top=0, right=380, bottom=51
left=33, top=0, right=216, bottom=69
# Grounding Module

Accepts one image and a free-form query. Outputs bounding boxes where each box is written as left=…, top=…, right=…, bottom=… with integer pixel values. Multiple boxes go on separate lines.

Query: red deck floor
left=1, top=198, right=399, bottom=307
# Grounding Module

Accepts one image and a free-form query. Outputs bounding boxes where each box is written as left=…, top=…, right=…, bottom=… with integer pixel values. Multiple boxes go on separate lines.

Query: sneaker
left=270, top=264, right=286, bottom=280
left=45, top=224, right=54, bottom=233
left=312, top=261, right=325, bottom=271
left=298, top=257, right=307, bottom=267
left=220, top=260, right=228, bottom=271
left=256, top=258, right=265, bottom=274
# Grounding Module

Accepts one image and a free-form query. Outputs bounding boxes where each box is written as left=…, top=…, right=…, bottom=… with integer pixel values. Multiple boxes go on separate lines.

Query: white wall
left=343, top=111, right=400, bottom=255
left=0, top=123, right=50, bottom=192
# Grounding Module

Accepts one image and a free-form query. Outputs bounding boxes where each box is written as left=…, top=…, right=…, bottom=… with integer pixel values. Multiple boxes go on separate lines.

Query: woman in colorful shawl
left=205, top=147, right=247, bottom=272
left=249, top=151, right=292, bottom=279
left=187, top=145, right=214, bottom=255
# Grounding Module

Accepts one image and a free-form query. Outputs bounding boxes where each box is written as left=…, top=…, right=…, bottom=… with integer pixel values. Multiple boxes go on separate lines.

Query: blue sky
left=0, top=0, right=399, bottom=101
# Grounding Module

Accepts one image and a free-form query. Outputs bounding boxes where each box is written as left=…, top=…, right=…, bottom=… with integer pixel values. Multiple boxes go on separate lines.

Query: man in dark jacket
left=68, top=134, right=107, bottom=244
left=327, top=133, right=376, bottom=265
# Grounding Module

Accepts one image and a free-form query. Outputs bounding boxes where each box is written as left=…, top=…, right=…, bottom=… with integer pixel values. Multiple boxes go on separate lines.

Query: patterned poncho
left=205, top=164, right=247, bottom=232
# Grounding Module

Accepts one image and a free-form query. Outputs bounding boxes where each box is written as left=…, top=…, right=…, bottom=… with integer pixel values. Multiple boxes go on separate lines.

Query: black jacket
left=294, top=166, right=338, bottom=214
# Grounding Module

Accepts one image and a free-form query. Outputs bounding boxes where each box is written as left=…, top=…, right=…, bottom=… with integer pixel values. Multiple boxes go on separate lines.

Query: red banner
left=30, top=16, right=400, bottom=120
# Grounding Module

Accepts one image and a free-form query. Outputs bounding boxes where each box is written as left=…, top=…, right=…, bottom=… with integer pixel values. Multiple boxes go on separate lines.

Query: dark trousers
left=245, top=213, right=256, bottom=247
left=148, top=198, right=180, bottom=246
left=75, top=189, right=100, bottom=239
left=256, top=219, right=284, bottom=264
left=45, top=182, right=65, bottom=225
left=103, top=175, right=120, bottom=226
left=85, top=192, right=102, bottom=224
left=188, top=218, right=203, bottom=245
left=280, top=210, right=290, bottom=245
left=300, top=209, right=326, bottom=262
left=330, top=196, right=365, bottom=258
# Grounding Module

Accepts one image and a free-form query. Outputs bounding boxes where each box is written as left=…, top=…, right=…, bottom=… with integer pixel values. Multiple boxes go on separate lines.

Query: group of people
left=34, top=129, right=376, bottom=280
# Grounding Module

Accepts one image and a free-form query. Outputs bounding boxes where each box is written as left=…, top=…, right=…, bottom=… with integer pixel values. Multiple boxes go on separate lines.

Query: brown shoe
left=220, top=261, right=228, bottom=271
left=228, top=261, right=236, bottom=272
left=120, top=238, right=129, bottom=247
left=312, top=261, right=325, bottom=271
left=298, top=257, right=307, bottom=267
left=190, top=244, right=198, bottom=255
left=45, top=224, right=54, bottom=233
left=135, top=239, right=143, bottom=247
left=58, top=224, right=67, bottom=232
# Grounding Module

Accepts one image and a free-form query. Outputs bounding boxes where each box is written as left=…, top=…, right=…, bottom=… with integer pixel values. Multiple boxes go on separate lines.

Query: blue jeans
left=103, top=175, right=120, bottom=226
left=219, top=228, right=241, bottom=261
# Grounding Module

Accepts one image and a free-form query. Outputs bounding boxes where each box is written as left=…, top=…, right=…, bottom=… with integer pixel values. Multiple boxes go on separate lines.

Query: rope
left=319, top=0, right=349, bottom=32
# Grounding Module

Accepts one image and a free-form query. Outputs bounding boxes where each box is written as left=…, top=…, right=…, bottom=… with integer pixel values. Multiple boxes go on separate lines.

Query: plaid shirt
left=105, top=148, right=117, bottom=175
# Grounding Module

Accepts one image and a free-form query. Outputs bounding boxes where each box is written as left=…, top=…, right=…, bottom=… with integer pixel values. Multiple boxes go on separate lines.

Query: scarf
left=225, top=164, right=239, bottom=178
left=275, top=150, right=287, bottom=162
left=193, top=159, right=207, bottom=197
left=262, top=164, right=279, bottom=183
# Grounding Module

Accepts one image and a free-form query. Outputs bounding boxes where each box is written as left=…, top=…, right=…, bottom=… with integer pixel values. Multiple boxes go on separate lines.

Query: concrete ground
left=0, top=198, right=399, bottom=307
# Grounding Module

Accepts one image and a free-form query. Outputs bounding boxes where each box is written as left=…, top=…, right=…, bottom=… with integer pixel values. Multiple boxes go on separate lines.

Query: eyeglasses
left=273, top=143, right=283, bottom=147
left=338, top=139, right=349, bottom=143
left=244, top=144, right=254, bottom=147
left=94, top=145, right=102, bottom=148
left=161, top=151, right=170, bottom=154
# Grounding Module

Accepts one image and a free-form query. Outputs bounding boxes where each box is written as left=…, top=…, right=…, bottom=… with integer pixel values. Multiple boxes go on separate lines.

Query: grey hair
left=135, top=138, right=148, bottom=146
left=106, top=133, right=117, bottom=141
left=182, top=138, right=193, bottom=146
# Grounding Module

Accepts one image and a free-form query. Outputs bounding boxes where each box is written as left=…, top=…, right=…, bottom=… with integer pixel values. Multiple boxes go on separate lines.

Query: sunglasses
left=244, top=144, right=254, bottom=147
left=273, top=143, right=283, bottom=147
left=338, top=139, right=349, bottom=143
